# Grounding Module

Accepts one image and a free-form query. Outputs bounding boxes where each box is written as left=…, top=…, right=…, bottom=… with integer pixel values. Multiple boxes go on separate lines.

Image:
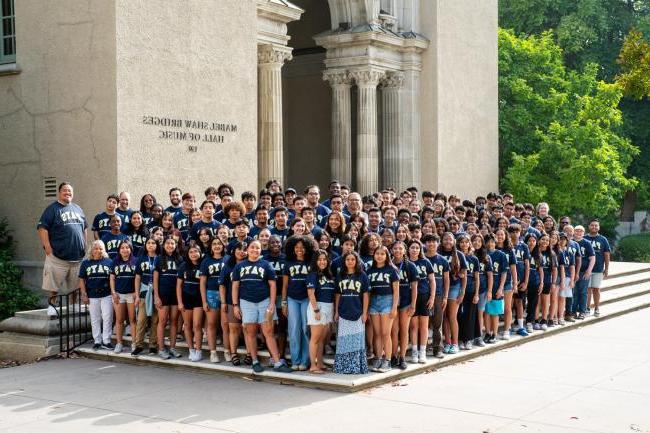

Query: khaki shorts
left=117, top=293, right=135, bottom=304
left=42, top=254, right=81, bottom=295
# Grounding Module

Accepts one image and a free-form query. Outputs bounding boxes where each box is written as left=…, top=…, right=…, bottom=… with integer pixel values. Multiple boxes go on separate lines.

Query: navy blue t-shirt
left=100, top=232, right=128, bottom=260
left=514, top=242, right=531, bottom=285
left=528, top=253, right=541, bottom=287
left=366, top=265, right=399, bottom=297
left=232, top=259, right=277, bottom=303
left=111, top=257, right=136, bottom=294
left=127, top=230, right=148, bottom=257
left=439, top=249, right=468, bottom=287
left=560, top=249, right=574, bottom=277
left=540, top=250, right=557, bottom=285
left=155, top=255, right=182, bottom=294
left=283, top=260, right=310, bottom=300
left=265, top=253, right=285, bottom=292
left=78, top=258, right=112, bottom=298
left=135, top=254, right=157, bottom=286
left=412, top=257, right=436, bottom=295
left=488, top=249, right=509, bottom=292
left=360, top=255, right=374, bottom=271
left=394, top=259, right=419, bottom=308
left=330, top=255, right=344, bottom=276
left=465, top=255, right=480, bottom=294
left=219, top=262, right=235, bottom=305
left=336, top=272, right=369, bottom=321
left=200, top=256, right=226, bottom=291
left=189, top=220, right=222, bottom=242
left=173, top=211, right=191, bottom=242
left=270, top=226, right=290, bottom=243
left=306, top=272, right=336, bottom=304
left=477, top=256, right=493, bottom=294
left=584, top=234, right=610, bottom=273
left=115, top=208, right=133, bottom=228
left=91, top=211, right=116, bottom=239
left=498, top=246, right=517, bottom=285
left=37, top=201, right=87, bottom=261
left=578, top=238, right=595, bottom=273
left=178, top=262, right=201, bottom=296
left=425, top=254, right=449, bottom=296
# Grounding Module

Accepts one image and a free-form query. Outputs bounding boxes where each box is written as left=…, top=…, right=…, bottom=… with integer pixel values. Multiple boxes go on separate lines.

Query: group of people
left=37, top=180, right=611, bottom=375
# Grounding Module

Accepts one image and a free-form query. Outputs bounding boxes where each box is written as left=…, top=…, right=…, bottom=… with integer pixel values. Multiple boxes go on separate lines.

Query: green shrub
left=0, top=218, right=39, bottom=320
left=616, top=232, right=650, bottom=263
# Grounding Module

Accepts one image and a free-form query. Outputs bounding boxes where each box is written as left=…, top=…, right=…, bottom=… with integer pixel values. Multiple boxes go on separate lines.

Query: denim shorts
left=504, top=282, right=513, bottom=292
left=369, top=294, right=394, bottom=315
left=447, top=283, right=461, bottom=301
left=206, top=290, right=221, bottom=309
left=477, top=292, right=487, bottom=312
left=240, top=298, right=277, bottom=324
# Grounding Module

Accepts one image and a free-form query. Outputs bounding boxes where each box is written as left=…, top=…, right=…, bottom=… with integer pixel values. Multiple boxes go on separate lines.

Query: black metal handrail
left=56, top=288, right=91, bottom=357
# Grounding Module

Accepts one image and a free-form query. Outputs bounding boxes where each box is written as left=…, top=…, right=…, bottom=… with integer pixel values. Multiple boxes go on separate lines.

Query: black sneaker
left=252, top=361, right=264, bottom=373
left=101, top=342, right=115, bottom=350
left=274, top=363, right=293, bottom=373
left=131, top=347, right=143, bottom=356
left=397, top=356, right=408, bottom=370
left=577, top=313, right=585, bottom=320
left=92, top=343, right=101, bottom=350
left=483, top=333, right=490, bottom=343
left=487, top=334, right=496, bottom=344
left=390, top=355, right=398, bottom=367
left=148, top=347, right=158, bottom=355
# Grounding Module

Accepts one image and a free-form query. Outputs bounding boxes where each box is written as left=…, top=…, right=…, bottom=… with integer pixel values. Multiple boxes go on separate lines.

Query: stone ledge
left=0, top=63, right=21, bottom=76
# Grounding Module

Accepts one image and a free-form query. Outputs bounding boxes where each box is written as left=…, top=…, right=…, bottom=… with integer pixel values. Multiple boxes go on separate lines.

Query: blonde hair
left=88, top=240, right=109, bottom=259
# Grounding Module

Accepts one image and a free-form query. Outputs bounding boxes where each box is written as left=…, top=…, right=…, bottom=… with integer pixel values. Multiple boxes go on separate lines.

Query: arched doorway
left=283, top=0, right=332, bottom=191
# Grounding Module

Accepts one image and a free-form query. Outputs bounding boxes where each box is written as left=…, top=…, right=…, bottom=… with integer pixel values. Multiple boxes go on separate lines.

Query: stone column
left=380, top=72, right=405, bottom=191
left=350, top=69, right=384, bottom=195
left=257, top=44, right=292, bottom=189
left=324, top=71, right=353, bottom=185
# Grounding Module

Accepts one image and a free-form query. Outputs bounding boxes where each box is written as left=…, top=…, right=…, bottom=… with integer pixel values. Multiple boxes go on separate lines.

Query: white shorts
left=307, top=302, right=334, bottom=325
left=559, top=277, right=573, bottom=298
left=117, top=293, right=135, bottom=304
left=42, top=254, right=81, bottom=295
left=589, top=272, right=604, bottom=289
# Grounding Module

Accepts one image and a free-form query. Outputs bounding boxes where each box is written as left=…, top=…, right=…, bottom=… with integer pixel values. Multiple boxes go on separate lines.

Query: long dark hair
left=311, top=249, right=333, bottom=279
left=160, top=236, right=182, bottom=271
left=284, top=235, right=315, bottom=263
left=470, top=234, right=490, bottom=266
left=139, top=194, right=157, bottom=214
left=439, top=232, right=461, bottom=278
left=114, top=239, right=136, bottom=266
left=227, top=240, right=248, bottom=267
left=339, top=251, right=363, bottom=277
left=371, top=245, right=397, bottom=271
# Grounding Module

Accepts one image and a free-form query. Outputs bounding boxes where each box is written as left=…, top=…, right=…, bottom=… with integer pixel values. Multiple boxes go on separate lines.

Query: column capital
left=349, top=69, right=385, bottom=87
left=323, top=71, right=353, bottom=87
left=257, top=44, right=293, bottom=65
left=380, top=71, right=405, bottom=89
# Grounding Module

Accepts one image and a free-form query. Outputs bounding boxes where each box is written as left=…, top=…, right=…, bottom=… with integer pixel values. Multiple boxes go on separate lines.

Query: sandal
left=309, top=368, right=325, bottom=374
left=243, top=353, right=253, bottom=366
left=231, top=353, right=240, bottom=366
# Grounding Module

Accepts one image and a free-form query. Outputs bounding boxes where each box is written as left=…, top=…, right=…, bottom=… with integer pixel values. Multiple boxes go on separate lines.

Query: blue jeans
left=288, top=297, right=310, bottom=367
left=572, top=275, right=589, bottom=314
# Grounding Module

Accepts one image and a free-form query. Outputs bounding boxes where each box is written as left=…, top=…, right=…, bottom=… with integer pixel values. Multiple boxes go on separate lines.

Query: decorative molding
left=349, top=69, right=385, bottom=87
left=323, top=71, right=353, bottom=86
left=257, top=45, right=293, bottom=65
left=380, top=71, right=404, bottom=88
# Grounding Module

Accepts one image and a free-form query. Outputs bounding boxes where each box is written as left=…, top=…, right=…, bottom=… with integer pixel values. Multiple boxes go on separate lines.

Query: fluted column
left=258, top=44, right=292, bottom=189
left=350, top=69, right=384, bottom=195
left=380, top=72, right=405, bottom=191
left=324, top=71, right=353, bottom=185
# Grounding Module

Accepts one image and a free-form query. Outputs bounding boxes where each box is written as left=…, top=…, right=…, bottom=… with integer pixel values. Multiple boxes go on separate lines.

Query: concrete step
left=601, top=280, right=650, bottom=305
left=77, top=289, right=650, bottom=392
left=601, top=271, right=650, bottom=291
left=604, top=262, right=650, bottom=279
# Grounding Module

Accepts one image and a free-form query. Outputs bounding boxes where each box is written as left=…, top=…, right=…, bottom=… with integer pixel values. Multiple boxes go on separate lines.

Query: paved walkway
left=1, top=308, right=650, bottom=433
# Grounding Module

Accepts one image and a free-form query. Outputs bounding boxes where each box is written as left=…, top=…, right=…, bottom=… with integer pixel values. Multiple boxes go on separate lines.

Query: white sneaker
left=188, top=349, right=196, bottom=361
left=131, top=343, right=136, bottom=352
left=125, top=325, right=131, bottom=336
left=210, top=350, right=221, bottom=363
left=418, top=351, right=427, bottom=364
left=47, top=305, right=59, bottom=317
left=194, top=349, right=203, bottom=362
left=501, top=331, right=511, bottom=340
left=224, top=352, right=232, bottom=362
left=465, top=340, right=473, bottom=350
left=541, top=323, right=548, bottom=331
left=114, top=343, right=123, bottom=353
left=410, top=350, right=419, bottom=364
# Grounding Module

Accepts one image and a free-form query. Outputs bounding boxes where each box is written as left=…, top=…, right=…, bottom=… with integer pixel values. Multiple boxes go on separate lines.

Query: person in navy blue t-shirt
left=173, top=193, right=196, bottom=243
left=132, top=237, right=159, bottom=355
left=485, top=234, right=507, bottom=344
left=408, top=239, right=436, bottom=363
left=456, top=234, right=480, bottom=349
left=333, top=252, right=369, bottom=374
left=306, top=250, right=336, bottom=374
left=199, top=237, right=227, bottom=363
left=177, top=244, right=205, bottom=362
left=232, top=240, right=292, bottom=373
left=37, top=182, right=87, bottom=314
left=79, top=240, right=113, bottom=349
left=422, top=234, right=448, bottom=359
left=573, top=225, right=595, bottom=318
left=189, top=200, right=221, bottom=243
left=116, top=191, right=134, bottom=229
left=92, top=194, right=119, bottom=240
left=154, top=237, right=184, bottom=359
left=366, top=246, right=399, bottom=373
left=124, top=211, right=149, bottom=257
left=219, top=241, right=248, bottom=365
left=585, top=219, right=611, bottom=317
left=509, top=224, right=530, bottom=337
left=101, top=215, right=128, bottom=260
left=109, top=240, right=137, bottom=354
left=390, top=241, right=418, bottom=369
left=470, top=234, right=493, bottom=346
left=281, top=236, right=314, bottom=370
left=438, top=232, right=467, bottom=354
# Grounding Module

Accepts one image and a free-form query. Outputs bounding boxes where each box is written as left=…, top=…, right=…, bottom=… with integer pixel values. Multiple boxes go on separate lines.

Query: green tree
left=499, top=29, right=638, bottom=233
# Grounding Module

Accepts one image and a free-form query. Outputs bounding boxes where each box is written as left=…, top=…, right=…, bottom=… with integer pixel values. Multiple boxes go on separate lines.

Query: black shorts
left=159, top=287, right=177, bottom=307
left=541, top=283, right=552, bottom=295
left=414, top=293, right=433, bottom=317
left=514, top=288, right=527, bottom=300
left=182, top=290, right=202, bottom=309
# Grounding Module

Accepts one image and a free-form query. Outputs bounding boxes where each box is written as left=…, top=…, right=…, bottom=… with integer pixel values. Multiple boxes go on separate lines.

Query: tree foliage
left=617, top=28, right=650, bottom=100
left=499, top=29, right=638, bottom=229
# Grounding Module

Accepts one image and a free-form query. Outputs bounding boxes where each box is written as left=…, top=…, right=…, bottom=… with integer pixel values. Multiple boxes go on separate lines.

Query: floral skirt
left=333, top=317, right=368, bottom=374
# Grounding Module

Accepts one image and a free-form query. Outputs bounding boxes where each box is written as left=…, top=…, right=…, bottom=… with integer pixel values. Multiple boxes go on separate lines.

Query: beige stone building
left=0, top=0, right=498, bottom=288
